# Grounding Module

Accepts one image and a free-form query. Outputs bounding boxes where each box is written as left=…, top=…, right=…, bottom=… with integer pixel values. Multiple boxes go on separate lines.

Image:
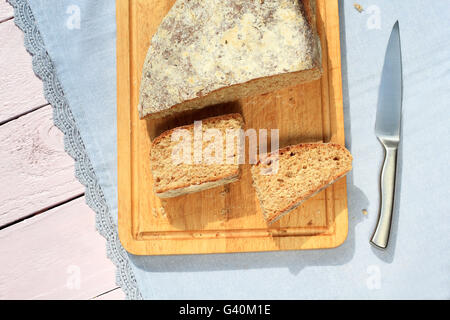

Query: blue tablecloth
left=13, top=0, right=450, bottom=299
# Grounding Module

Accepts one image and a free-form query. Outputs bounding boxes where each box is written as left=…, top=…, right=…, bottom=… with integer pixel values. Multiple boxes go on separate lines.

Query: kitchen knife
left=371, top=21, right=403, bottom=249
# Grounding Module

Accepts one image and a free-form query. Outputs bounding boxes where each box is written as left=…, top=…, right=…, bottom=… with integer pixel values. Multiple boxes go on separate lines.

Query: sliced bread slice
left=251, top=143, right=353, bottom=223
left=150, top=113, right=244, bottom=198
left=138, top=0, right=322, bottom=119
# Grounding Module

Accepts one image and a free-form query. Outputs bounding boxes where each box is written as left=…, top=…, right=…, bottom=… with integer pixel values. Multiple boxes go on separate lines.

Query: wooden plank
left=117, top=0, right=348, bottom=255
left=0, top=197, right=119, bottom=300
left=0, top=19, right=48, bottom=124
left=0, top=1, right=13, bottom=22
left=0, top=106, right=85, bottom=227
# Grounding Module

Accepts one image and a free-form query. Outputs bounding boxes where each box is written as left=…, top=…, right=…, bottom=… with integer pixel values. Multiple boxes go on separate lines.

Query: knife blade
left=370, top=21, right=403, bottom=249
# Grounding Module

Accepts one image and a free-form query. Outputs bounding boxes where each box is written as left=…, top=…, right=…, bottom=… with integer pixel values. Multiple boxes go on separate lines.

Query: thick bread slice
left=251, top=143, right=353, bottom=223
left=139, top=0, right=322, bottom=119
left=150, top=113, right=244, bottom=198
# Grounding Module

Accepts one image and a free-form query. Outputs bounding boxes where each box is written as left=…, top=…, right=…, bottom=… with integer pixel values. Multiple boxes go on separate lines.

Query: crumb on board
left=354, top=3, right=364, bottom=13
left=362, top=209, right=368, bottom=216
left=159, top=206, right=167, bottom=218
left=152, top=208, right=158, bottom=217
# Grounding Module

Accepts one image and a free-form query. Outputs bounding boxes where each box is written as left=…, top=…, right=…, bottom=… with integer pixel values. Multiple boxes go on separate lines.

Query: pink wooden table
left=0, top=1, right=124, bottom=300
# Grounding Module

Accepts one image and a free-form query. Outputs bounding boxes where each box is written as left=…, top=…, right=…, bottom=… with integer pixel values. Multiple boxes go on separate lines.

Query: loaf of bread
left=150, top=113, right=244, bottom=198
left=251, top=143, right=352, bottom=223
left=139, top=0, right=322, bottom=119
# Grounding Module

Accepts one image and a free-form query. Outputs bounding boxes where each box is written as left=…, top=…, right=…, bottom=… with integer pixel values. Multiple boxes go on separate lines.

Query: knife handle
left=371, top=142, right=398, bottom=249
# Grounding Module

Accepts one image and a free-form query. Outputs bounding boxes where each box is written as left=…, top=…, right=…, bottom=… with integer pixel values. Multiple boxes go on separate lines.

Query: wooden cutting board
left=117, top=0, right=348, bottom=255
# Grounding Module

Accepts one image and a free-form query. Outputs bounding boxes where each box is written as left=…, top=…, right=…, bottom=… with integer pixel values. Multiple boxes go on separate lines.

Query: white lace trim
left=7, top=0, right=142, bottom=300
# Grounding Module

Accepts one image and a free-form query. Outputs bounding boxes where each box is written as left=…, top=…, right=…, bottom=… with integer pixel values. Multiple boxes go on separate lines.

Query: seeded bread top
left=139, top=0, right=321, bottom=118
